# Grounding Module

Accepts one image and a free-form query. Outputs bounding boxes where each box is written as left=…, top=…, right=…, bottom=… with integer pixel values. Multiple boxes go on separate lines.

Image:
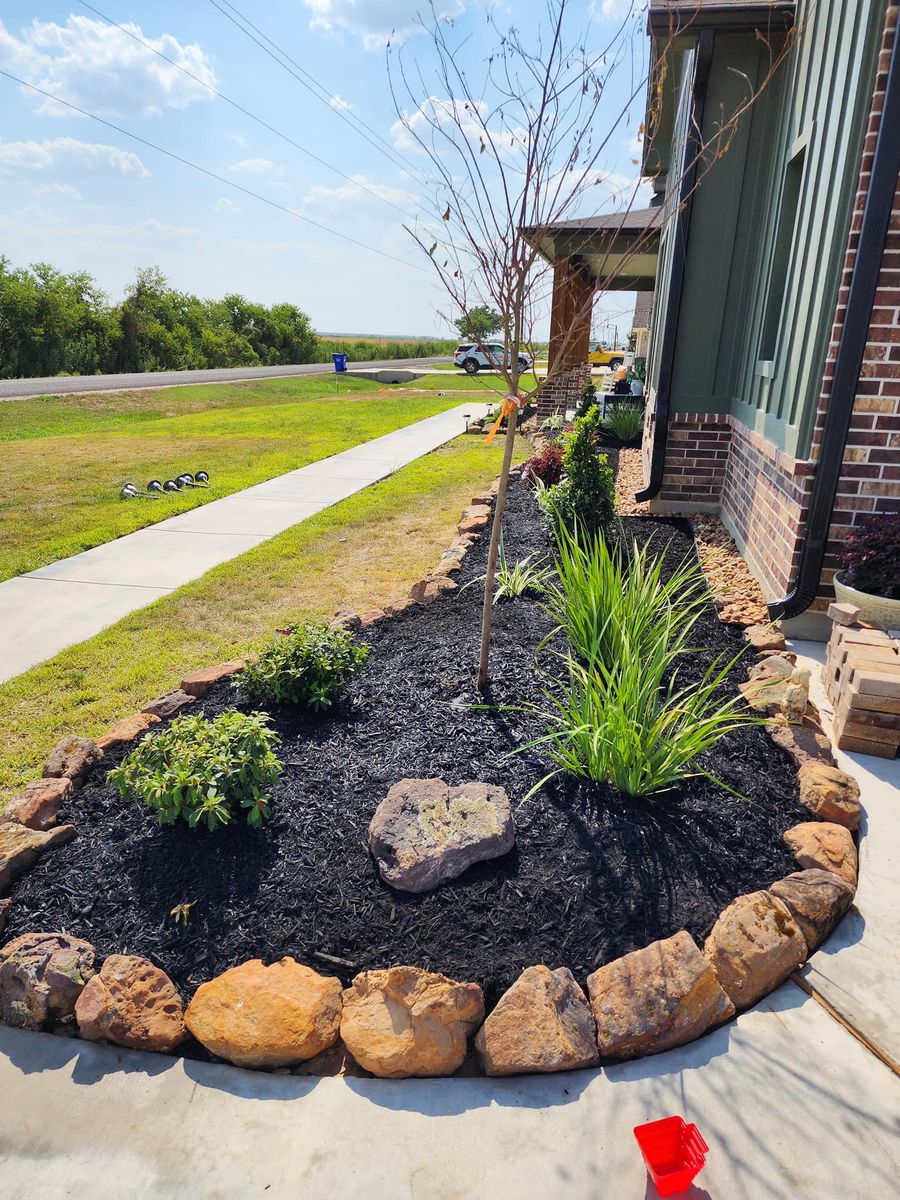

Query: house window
left=759, top=145, right=806, bottom=363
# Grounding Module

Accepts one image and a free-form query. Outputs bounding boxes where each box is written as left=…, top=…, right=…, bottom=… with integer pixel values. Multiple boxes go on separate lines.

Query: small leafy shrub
left=492, top=535, right=553, bottom=602
left=604, top=402, right=644, bottom=443
left=539, top=412, right=566, bottom=439
left=544, top=408, right=615, bottom=537
left=238, top=621, right=369, bottom=709
left=575, top=382, right=597, bottom=419
left=108, top=710, right=281, bottom=831
left=841, top=513, right=900, bottom=599
left=522, top=440, right=565, bottom=488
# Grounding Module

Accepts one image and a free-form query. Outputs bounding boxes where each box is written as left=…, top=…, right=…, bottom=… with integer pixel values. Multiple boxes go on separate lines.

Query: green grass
left=0, top=375, right=460, bottom=581
left=0, top=435, right=528, bottom=803
left=402, top=372, right=541, bottom=393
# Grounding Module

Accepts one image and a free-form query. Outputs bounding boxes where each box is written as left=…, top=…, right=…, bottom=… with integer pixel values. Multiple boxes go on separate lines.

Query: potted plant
left=833, top=512, right=900, bottom=627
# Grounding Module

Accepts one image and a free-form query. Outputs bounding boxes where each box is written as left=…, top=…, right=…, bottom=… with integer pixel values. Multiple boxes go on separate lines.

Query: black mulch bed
left=7, top=480, right=808, bottom=1036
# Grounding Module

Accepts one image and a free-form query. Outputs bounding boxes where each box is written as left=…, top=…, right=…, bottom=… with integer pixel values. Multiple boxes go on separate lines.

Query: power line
left=0, top=69, right=430, bottom=275
left=208, top=0, right=425, bottom=183
left=76, top=0, right=420, bottom=222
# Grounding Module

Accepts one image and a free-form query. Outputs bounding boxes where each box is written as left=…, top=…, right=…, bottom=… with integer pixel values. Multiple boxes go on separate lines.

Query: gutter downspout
left=636, top=28, right=715, bottom=502
left=769, top=19, right=900, bottom=620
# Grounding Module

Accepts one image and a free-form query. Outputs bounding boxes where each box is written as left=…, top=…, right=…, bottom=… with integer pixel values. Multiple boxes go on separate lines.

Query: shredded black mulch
left=7, top=482, right=807, bottom=1024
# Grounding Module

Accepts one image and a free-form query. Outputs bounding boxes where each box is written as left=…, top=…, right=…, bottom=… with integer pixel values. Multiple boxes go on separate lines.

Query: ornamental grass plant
left=518, top=522, right=754, bottom=798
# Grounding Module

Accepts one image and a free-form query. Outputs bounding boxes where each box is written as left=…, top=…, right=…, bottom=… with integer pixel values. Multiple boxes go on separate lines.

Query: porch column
left=541, top=256, right=594, bottom=419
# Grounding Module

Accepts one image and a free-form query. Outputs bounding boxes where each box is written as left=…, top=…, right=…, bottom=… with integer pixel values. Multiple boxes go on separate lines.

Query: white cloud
left=329, top=93, right=353, bottom=111
left=301, top=1, right=465, bottom=49
left=0, top=136, right=148, bottom=180
left=300, top=174, right=417, bottom=211
left=228, top=132, right=247, bottom=146
left=228, top=158, right=281, bottom=177
left=214, top=197, right=242, bottom=214
left=35, top=181, right=82, bottom=200
left=391, top=96, right=526, bottom=159
left=0, top=15, right=215, bottom=118
left=598, top=0, right=638, bottom=18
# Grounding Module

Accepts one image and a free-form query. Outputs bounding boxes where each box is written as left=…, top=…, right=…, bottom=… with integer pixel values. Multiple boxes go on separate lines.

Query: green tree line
left=0, top=258, right=453, bottom=378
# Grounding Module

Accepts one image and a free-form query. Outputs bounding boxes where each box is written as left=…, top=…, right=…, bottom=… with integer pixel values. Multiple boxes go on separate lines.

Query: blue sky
left=0, top=1, right=649, bottom=338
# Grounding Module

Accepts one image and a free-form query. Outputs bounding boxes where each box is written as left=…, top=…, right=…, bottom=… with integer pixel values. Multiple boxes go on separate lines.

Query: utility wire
left=209, top=0, right=425, bottom=183
left=76, top=0, right=420, bottom=222
left=0, top=69, right=430, bottom=275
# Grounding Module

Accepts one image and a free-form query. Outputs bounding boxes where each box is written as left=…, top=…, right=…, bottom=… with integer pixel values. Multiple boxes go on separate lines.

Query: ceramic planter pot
left=833, top=571, right=900, bottom=629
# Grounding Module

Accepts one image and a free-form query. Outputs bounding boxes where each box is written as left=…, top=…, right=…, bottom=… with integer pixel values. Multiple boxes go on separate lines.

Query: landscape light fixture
left=463, top=412, right=471, bottom=431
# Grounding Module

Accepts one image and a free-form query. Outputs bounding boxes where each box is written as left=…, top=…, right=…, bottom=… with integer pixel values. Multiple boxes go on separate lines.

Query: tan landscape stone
left=185, top=958, right=342, bottom=1069
left=586, top=931, right=734, bottom=1059
left=797, top=762, right=861, bottom=829
left=42, top=735, right=102, bottom=782
left=769, top=870, right=856, bottom=953
left=330, top=610, right=362, bottom=632
left=383, top=598, right=419, bottom=617
left=458, top=513, right=490, bottom=534
left=0, top=777, right=72, bottom=830
left=0, top=931, right=95, bottom=1029
left=783, top=822, right=858, bottom=886
left=410, top=576, right=458, bottom=604
left=341, top=966, right=484, bottom=1078
left=360, top=609, right=385, bottom=627
left=765, top=715, right=836, bottom=769
left=76, top=954, right=186, bottom=1052
left=368, top=778, right=515, bottom=893
left=703, top=891, right=806, bottom=1009
left=96, top=712, right=160, bottom=753
left=0, top=823, right=77, bottom=891
left=180, top=660, right=245, bottom=698
left=744, top=624, right=787, bottom=654
left=474, top=965, right=598, bottom=1076
left=142, top=690, right=197, bottom=719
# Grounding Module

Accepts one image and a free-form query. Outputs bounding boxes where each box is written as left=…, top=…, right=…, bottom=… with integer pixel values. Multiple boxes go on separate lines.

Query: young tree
left=454, top=304, right=502, bottom=343
left=390, top=0, right=796, bottom=690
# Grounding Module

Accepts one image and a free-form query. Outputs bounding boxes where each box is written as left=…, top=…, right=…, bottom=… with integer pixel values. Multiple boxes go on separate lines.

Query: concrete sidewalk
left=0, top=403, right=472, bottom=683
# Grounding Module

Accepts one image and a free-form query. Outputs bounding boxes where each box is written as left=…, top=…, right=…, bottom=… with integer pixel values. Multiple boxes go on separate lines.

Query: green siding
left=659, top=0, right=885, bottom=459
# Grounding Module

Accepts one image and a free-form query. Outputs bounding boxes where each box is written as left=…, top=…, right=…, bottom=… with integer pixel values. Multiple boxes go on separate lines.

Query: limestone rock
left=142, top=690, right=197, bottom=719
left=769, top=870, right=855, bottom=952
left=369, top=778, right=515, bottom=893
left=0, top=778, right=72, bottom=830
left=43, top=735, right=101, bottom=783
left=797, top=762, right=861, bottom=829
left=781, top=669, right=811, bottom=724
left=409, top=576, right=458, bottom=605
left=184, top=958, right=342, bottom=1069
left=180, top=660, right=245, bottom=698
left=744, top=624, right=787, bottom=654
left=783, top=822, right=858, bottom=886
left=332, top=609, right=362, bottom=631
left=0, top=823, right=77, bottom=891
left=360, top=609, right=385, bottom=627
left=766, top=715, right=836, bottom=769
left=740, top=655, right=794, bottom=711
left=0, top=931, right=96, bottom=1029
left=474, top=966, right=598, bottom=1076
left=586, top=931, right=734, bottom=1059
left=703, top=890, right=806, bottom=1009
left=75, top=954, right=186, bottom=1052
left=383, top=598, right=419, bottom=618
left=432, top=558, right=463, bottom=578
left=748, top=655, right=795, bottom=684
left=341, top=966, right=484, bottom=1078
left=458, top=513, right=490, bottom=534
left=96, top=712, right=160, bottom=753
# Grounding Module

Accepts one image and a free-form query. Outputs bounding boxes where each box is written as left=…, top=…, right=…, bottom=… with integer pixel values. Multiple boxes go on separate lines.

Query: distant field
left=0, top=375, right=458, bottom=582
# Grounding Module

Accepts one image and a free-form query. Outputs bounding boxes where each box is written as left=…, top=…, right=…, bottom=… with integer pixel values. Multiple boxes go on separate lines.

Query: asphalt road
left=0, top=357, right=450, bottom=400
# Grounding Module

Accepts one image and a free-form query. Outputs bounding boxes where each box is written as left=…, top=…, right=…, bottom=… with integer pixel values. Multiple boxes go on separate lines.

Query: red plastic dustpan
left=633, top=1115, right=709, bottom=1196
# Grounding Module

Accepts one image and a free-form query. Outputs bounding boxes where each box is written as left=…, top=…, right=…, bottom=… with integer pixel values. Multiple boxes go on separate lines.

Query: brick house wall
left=649, top=3, right=900, bottom=608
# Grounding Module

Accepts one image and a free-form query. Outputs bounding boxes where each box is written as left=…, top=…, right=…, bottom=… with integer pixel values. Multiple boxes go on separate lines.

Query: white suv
left=454, top=342, right=533, bottom=374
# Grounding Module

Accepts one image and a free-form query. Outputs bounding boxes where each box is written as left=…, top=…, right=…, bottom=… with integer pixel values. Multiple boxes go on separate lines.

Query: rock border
left=0, top=487, right=864, bottom=1080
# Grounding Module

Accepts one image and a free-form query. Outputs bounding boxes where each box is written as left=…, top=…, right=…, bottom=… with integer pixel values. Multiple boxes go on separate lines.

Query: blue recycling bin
left=332, top=352, right=348, bottom=373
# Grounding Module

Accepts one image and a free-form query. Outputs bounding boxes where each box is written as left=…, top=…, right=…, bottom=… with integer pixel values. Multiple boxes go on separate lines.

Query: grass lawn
left=0, top=375, right=460, bottom=582
left=402, top=372, right=541, bottom=393
left=0, top=434, right=529, bottom=804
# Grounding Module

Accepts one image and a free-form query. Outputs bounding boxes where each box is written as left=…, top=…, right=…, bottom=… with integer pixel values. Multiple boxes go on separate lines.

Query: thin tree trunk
left=476, top=404, right=519, bottom=691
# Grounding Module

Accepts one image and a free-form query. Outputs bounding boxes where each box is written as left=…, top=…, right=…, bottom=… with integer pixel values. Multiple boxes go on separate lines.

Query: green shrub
left=575, top=382, right=597, bottom=419
left=604, top=402, right=644, bottom=442
left=514, top=524, right=754, bottom=798
left=107, top=709, right=281, bottom=831
left=238, top=621, right=369, bottom=710
left=544, top=409, right=615, bottom=537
